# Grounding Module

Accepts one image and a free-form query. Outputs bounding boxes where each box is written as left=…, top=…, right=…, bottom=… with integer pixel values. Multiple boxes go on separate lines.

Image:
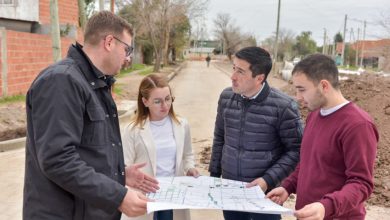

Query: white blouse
left=149, top=116, right=177, bottom=177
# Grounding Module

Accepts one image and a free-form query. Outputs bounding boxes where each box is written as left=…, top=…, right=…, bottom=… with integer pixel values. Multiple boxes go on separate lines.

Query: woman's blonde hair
left=133, top=74, right=179, bottom=128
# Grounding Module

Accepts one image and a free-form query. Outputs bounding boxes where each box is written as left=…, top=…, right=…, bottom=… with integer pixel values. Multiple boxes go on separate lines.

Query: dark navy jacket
left=23, top=44, right=127, bottom=220
left=209, top=82, right=303, bottom=189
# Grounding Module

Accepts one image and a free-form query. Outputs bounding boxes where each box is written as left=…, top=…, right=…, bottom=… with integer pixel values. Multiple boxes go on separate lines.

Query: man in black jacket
left=209, top=46, right=303, bottom=220
left=23, top=11, right=158, bottom=220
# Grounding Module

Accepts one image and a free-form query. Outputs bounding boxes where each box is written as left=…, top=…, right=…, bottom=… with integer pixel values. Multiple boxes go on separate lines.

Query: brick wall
left=0, top=38, right=2, bottom=97
left=1, top=31, right=75, bottom=96
left=0, top=0, right=82, bottom=97
left=39, top=0, right=79, bottom=26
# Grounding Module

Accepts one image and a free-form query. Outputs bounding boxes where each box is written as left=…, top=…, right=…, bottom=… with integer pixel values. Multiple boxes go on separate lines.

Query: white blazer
left=121, top=116, right=194, bottom=220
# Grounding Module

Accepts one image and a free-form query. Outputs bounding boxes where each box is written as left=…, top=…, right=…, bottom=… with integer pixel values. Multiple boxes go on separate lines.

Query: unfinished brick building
left=0, top=0, right=83, bottom=97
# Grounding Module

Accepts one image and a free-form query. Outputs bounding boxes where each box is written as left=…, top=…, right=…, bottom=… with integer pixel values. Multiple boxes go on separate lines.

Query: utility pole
left=355, top=28, right=360, bottom=67
left=341, top=14, right=347, bottom=66
left=99, top=0, right=104, bottom=11
left=50, top=0, right=61, bottom=62
left=273, top=0, right=281, bottom=73
left=200, top=27, right=203, bottom=57
left=360, top=20, right=366, bottom=68
left=332, top=40, right=336, bottom=56
left=322, top=28, right=327, bottom=54
left=348, top=28, right=354, bottom=66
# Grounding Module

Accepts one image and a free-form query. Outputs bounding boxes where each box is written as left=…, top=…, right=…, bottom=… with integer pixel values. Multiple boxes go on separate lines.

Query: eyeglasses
left=112, top=36, right=133, bottom=57
left=151, top=96, right=175, bottom=106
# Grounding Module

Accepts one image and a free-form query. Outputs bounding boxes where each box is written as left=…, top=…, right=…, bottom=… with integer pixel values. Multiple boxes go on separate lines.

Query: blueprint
left=146, top=176, right=293, bottom=215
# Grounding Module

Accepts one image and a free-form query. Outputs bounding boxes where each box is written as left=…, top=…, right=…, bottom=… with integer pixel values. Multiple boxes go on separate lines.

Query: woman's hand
left=186, top=168, right=200, bottom=178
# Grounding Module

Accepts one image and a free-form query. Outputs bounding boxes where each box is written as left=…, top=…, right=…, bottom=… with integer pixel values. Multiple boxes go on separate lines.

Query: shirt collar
left=241, top=82, right=265, bottom=100
left=320, top=101, right=350, bottom=116
left=73, top=43, right=116, bottom=88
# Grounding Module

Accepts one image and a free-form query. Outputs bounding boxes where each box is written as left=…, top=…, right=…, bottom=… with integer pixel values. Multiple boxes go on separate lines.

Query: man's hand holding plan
left=146, top=176, right=293, bottom=215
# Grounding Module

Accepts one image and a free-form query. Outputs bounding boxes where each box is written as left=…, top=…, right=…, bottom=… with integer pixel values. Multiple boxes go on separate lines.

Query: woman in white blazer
left=121, top=74, right=199, bottom=220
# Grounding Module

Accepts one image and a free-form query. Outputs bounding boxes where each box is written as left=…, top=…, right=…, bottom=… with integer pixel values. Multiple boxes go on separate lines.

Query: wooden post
left=1, top=27, right=8, bottom=97
left=78, top=0, right=87, bottom=30
left=341, top=14, right=347, bottom=66
left=360, top=21, right=366, bottom=68
left=50, top=0, right=62, bottom=62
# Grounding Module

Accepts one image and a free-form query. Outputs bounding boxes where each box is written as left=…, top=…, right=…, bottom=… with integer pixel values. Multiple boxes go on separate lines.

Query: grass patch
left=138, top=67, right=153, bottom=75
left=113, top=85, right=123, bottom=96
left=118, top=63, right=151, bottom=77
left=338, top=65, right=359, bottom=71
left=0, top=94, right=26, bottom=104
left=131, top=63, right=148, bottom=71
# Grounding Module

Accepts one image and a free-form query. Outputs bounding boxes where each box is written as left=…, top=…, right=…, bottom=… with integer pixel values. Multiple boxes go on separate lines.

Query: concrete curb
left=167, top=61, right=186, bottom=81
left=0, top=137, right=26, bottom=152
left=213, top=61, right=232, bottom=77
left=0, top=62, right=186, bottom=152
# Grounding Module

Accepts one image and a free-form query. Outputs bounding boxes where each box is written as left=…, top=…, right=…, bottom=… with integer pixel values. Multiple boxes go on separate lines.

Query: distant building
left=350, top=39, right=390, bottom=70
left=183, top=40, right=220, bottom=60
left=336, top=39, right=390, bottom=70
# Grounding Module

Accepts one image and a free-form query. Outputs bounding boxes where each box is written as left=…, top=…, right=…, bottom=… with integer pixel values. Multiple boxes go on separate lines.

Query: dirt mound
left=338, top=74, right=390, bottom=206
left=199, top=73, right=390, bottom=207
left=0, top=104, right=26, bottom=142
left=0, top=66, right=178, bottom=142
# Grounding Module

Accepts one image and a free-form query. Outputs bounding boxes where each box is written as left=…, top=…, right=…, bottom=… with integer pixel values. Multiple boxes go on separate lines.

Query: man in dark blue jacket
left=23, top=11, right=158, bottom=220
left=209, top=46, right=303, bottom=220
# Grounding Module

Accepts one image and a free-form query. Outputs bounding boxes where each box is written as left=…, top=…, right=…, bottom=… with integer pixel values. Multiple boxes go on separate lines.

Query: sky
left=200, top=0, right=390, bottom=45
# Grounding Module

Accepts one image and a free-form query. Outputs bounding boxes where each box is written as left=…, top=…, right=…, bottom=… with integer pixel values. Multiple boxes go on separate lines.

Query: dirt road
left=169, top=61, right=231, bottom=219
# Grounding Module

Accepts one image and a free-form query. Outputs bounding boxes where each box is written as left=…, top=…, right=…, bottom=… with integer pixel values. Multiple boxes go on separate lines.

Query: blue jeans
left=223, top=210, right=281, bottom=220
left=153, top=210, right=173, bottom=220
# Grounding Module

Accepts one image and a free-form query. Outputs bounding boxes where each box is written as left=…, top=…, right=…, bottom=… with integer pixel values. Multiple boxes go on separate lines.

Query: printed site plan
left=146, top=176, right=293, bottom=215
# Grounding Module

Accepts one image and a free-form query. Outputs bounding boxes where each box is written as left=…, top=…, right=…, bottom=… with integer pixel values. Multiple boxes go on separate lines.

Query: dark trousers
left=223, top=210, right=281, bottom=220
left=153, top=210, right=173, bottom=220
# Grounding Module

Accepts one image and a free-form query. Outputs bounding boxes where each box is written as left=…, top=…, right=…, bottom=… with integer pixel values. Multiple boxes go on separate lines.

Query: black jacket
left=23, top=43, right=127, bottom=220
left=209, top=83, right=303, bottom=189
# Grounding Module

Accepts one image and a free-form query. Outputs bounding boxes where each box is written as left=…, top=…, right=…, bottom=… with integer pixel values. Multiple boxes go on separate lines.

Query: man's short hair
left=235, top=46, right=272, bottom=80
left=292, top=54, right=340, bottom=89
left=84, top=11, right=133, bottom=45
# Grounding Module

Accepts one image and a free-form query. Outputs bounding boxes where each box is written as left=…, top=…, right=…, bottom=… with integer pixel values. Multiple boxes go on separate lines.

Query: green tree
left=169, top=15, right=191, bottom=62
left=293, top=31, right=317, bottom=57
left=119, top=0, right=207, bottom=72
left=262, top=28, right=296, bottom=61
left=84, top=0, right=97, bottom=18
left=213, top=13, right=256, bottom=60
left=118, top=2, right=192, bottom=66
left=334, top=32, right=343, bottom=44
left=345, top=44, right=357, bottom=67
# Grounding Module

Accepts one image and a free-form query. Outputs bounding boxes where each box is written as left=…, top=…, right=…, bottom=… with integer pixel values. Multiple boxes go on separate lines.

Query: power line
left=348, top=17, right=378, bottom=26
left=300, top=0, right=328, bottom=18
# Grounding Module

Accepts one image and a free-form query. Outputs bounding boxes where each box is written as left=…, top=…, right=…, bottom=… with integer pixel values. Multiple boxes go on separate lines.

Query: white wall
left=0, top=0, right=39, bottom=22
